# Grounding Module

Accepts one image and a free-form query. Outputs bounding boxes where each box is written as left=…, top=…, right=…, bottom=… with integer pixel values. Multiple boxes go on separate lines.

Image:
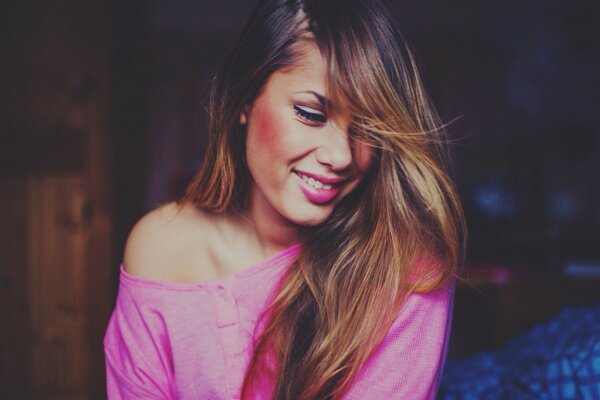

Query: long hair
left=179, top=0, right=467, bottom=398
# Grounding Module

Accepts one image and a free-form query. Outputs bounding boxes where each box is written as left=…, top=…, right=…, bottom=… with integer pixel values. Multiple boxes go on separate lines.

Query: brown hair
left=179, top=0, right=466, bottom=398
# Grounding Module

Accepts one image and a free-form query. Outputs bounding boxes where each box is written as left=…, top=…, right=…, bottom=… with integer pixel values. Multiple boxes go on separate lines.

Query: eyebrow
left=296, top=90, right=326, bottom=106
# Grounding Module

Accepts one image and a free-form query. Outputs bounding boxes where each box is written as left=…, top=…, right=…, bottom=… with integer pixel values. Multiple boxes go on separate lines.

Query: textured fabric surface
left=104, top=244, right=454, bottom=399
left=438, top=304, right=600, bottom=400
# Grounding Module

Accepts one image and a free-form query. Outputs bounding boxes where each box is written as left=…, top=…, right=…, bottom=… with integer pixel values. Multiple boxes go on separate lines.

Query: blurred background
left=1, top=0, right=598, bottom=398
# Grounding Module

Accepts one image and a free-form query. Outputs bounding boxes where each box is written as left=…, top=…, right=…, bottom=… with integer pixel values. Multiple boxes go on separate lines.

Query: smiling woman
left=103, top=0, right=466, bottom=399
left=243, top=41, right=373, bottom=227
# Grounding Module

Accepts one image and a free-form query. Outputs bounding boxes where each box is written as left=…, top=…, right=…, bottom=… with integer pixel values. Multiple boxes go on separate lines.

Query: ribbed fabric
left=103, top=244, right=454, bottom=399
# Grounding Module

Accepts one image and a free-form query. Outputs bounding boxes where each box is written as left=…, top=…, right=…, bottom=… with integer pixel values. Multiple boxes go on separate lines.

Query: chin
left=284, top=206, right=332, bottom=227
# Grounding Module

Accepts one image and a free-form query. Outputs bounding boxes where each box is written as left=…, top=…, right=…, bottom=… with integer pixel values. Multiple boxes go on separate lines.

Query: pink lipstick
left=293, top=171, right=344, bottom=204
left=295, top=170, right=346, bottom=185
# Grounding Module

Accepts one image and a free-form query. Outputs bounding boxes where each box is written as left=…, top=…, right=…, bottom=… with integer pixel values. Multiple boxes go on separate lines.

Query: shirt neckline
left=119, top=242, right=301, bottom=290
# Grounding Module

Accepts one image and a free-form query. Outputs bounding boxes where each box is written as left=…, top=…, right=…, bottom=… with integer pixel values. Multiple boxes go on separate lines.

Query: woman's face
left=242, top=42, right=373, bottom=227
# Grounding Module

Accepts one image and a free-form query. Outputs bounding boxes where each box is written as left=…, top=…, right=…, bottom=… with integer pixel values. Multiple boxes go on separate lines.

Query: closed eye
left=293, top=105, right=327, bottom=124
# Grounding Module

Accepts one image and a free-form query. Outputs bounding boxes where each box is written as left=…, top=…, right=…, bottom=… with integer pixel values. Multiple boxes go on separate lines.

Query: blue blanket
left=438, top=304, right=600, bottom=399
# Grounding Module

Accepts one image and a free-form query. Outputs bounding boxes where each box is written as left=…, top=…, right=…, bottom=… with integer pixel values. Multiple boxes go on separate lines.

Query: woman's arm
left=104, top=278, right=175, bottom=399
left=343, top=281, right=455, bottom=400
left=104, top=209, right=177, bottom=399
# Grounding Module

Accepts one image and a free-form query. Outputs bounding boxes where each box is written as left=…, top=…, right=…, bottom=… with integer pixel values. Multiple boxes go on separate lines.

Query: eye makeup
left=293, top=105, right=327, bottom=123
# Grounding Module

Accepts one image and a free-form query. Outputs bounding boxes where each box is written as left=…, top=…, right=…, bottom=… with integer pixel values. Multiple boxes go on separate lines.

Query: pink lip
left=293, top=171, right=342, bottom=204
left=293, top=170, right=346, bottom=185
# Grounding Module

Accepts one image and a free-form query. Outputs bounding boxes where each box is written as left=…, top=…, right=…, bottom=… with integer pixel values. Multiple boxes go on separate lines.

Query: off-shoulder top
left=103, top=244, right=454, bottom=399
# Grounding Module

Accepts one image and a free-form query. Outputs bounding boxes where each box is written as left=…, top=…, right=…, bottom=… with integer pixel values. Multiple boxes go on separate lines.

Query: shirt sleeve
left=103, top=279, right=175, bottom=399
left=343, top=281, right=455, bottom=400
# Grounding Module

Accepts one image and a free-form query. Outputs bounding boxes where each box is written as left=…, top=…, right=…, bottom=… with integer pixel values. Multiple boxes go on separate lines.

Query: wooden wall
left=1, top=2, right=114, bottom=399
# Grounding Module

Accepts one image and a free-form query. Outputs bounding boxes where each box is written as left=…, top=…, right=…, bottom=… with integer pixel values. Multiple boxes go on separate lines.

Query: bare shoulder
left=123, top=201, right=214, bottom=282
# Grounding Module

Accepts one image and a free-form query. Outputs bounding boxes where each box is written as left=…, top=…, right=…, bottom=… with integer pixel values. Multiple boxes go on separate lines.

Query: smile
left=298, top=173, right=333, bottom=190
left=293, top=171, right=344, bottom=204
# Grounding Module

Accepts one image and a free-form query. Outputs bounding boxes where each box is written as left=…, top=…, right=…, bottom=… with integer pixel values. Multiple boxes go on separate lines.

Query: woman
left=104, top=0, right=466, bottom=399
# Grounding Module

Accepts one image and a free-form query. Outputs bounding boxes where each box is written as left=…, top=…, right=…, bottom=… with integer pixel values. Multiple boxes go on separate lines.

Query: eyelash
left=293, top=105, right=327, bottom=124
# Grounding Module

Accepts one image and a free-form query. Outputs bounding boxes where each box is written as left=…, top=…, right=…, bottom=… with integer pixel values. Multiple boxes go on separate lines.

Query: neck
left=237, top=190, right=300, bottom=257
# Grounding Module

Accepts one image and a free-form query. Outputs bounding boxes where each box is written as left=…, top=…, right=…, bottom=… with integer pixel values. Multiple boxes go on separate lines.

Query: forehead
left=286, top=41, right=326, bottom=74
left=264, top=41, right=327, bottom=94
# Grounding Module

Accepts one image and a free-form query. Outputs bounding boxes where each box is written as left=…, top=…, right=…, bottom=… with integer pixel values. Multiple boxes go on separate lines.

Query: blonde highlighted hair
left=180, top=0, right=466, bottom=398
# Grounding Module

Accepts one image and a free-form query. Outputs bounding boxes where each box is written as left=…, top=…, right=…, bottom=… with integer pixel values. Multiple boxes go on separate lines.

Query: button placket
left=213, top=279, right=247, bottom=398
left=215, top=283, right=238, bottom=328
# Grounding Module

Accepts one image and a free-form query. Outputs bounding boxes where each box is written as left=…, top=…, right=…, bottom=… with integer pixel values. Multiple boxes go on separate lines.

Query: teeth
left=298, top=172, right=332, bottom=190
left=310, top=177, right=323, bottom=188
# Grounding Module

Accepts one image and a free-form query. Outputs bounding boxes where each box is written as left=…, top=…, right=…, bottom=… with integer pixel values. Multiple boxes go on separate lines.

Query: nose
left=315, top=123, right=353, bottom=171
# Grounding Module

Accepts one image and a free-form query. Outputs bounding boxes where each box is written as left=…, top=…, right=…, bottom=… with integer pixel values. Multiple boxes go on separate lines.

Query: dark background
left=1, top=0, right=598, bottom=398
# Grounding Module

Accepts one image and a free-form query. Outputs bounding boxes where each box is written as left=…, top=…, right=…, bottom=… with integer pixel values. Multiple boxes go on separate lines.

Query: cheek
left=353, top=141, right=375, bottom=173
left=253, top=107, right=278, bottom=147
left=248, top=104, right=292, bottom=157
left=246, top=104, right=292, bottom=176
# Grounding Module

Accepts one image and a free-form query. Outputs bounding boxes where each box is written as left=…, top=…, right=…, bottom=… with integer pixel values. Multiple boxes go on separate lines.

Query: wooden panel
left=27, top=174, right=88, bottom=396
left=0, top=124, right=86, bottom=175
left=0, top=177, right=30, bottom=396
left=2, top=1, right=115, bottom=398
left=83, top=192, right=112, bottom=399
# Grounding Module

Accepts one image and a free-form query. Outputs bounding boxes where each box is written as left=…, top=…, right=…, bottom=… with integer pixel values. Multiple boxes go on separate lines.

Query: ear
left=239, top=106, right=248, bottom=125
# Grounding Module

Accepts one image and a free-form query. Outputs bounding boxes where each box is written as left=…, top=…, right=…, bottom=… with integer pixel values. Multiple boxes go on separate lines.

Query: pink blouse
left=103, top=244, right=454, bottom=399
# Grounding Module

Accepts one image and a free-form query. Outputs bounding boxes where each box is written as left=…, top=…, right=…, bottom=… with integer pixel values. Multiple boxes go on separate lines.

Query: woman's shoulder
left=123, top=201, right=216, bottom=283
